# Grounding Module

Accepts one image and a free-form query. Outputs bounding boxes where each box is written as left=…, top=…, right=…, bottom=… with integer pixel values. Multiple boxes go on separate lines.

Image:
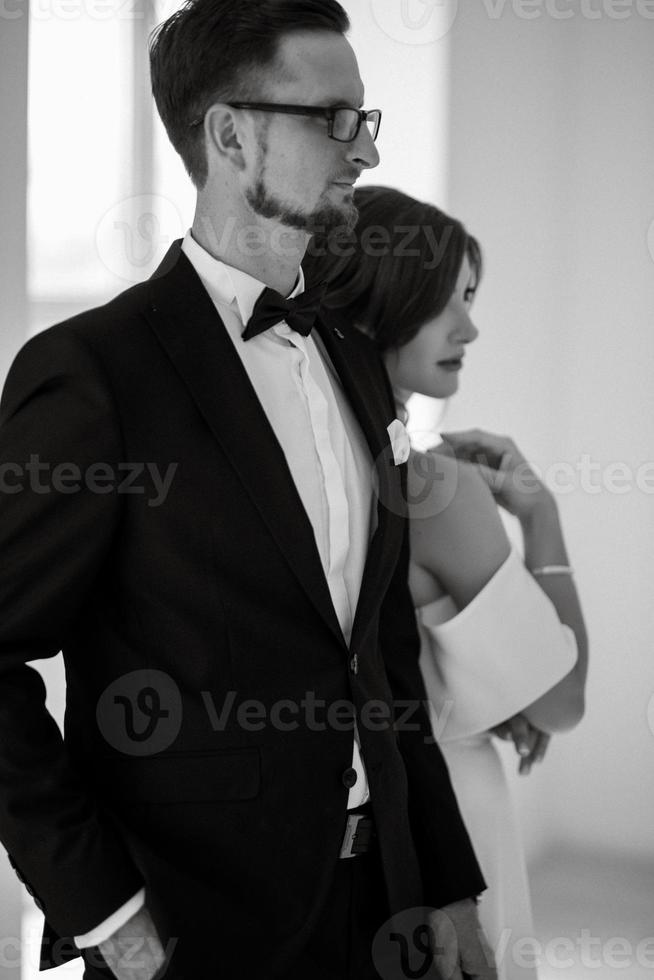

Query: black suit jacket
left=0, top=241, right=484, bottom=977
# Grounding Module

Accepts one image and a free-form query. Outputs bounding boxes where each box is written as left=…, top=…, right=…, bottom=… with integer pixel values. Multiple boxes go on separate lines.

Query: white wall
left=1, top=12, right=29, bottom=378
left=0, top=9, right=30, bottom=977
left=341, top=0, right=450, bottom=205
left=442, top=1, right=654, bottom=861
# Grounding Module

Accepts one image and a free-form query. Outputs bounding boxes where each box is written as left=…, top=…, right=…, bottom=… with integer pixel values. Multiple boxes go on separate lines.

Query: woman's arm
left=411, top=451, right=574, bottom=742
left=440, top=430, right=588, bottom=733
left=408, top=450, right=511, bottom=610
left=516, top=494, right=588, bottom=730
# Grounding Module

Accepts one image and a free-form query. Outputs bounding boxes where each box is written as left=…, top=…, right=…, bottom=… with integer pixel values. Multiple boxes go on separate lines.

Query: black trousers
left=283, top=846, right=389, bottom=980
left=82, top=849, right=389, bottom=980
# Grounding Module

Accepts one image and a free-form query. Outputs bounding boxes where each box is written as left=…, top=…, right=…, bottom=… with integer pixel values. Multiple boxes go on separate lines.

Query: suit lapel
left=313, top=316, right=405, bottom=648
left=143, top=243, right=345, bottom=647
left=313, top=316, right=387, bottom=462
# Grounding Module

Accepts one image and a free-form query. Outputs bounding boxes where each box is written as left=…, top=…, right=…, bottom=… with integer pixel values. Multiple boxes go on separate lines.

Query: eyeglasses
left=190, top=102, right=382, bottom=143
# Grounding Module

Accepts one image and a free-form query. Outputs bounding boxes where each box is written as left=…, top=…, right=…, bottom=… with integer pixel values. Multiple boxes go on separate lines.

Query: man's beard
left=245, top=155, right=358, bottom=239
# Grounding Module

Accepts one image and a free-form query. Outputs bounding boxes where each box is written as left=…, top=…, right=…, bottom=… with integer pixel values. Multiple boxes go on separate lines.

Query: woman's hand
left=439, top=429, right=553, bottom=523
left=491, top=713, right=551, bottom=775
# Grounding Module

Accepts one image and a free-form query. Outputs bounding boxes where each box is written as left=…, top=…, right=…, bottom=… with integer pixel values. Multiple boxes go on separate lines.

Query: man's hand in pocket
left=97, top=906, right=166, bottom=980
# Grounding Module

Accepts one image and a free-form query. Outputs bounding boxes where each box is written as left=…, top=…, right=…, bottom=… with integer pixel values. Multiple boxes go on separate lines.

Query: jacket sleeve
left=74, top=888, right=146, bottom=948
left=372, top=353, right=486, bottom=909
left=0, top=326, right=144, bottom=936
left=379, top=515, right=487, bottom=908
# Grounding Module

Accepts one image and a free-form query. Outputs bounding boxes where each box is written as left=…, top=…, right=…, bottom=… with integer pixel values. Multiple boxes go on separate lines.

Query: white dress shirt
left=75, top=232, right=377, bottom=947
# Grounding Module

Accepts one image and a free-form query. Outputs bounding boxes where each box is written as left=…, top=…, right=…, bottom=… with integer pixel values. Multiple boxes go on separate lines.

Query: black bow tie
left=242, top=281, right=326, bottom=341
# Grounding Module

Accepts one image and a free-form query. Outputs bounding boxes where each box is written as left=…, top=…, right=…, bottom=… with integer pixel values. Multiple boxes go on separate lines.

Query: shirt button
left=342, top=767, right=358, bottom=789
left=349, top=654, right=359, bottom=675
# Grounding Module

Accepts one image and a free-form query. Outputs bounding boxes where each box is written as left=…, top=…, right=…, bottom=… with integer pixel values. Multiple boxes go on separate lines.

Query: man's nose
left=347, top=123, right=380, bottom=171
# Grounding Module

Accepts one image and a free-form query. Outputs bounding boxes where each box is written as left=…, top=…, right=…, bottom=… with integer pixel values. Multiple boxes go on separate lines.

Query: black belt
left=339, top=804, right=376, bottom=859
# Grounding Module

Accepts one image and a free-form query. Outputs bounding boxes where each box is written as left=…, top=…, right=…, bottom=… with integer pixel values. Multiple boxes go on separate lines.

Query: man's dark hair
left=150, top=0, right=350, bottom=188
left=303, top=186, right=482, bottom=353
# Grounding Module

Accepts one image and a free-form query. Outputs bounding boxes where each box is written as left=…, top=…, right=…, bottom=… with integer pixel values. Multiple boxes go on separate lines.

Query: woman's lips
left=437, top=357, right=464, bottom=372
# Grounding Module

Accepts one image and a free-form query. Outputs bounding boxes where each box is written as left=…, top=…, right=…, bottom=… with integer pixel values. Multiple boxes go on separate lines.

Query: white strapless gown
left=416, top=549, right=578, bottom=980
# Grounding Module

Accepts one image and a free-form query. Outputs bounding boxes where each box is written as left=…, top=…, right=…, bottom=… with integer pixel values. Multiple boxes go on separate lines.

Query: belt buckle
left=339, top=812, right=365, bottom=859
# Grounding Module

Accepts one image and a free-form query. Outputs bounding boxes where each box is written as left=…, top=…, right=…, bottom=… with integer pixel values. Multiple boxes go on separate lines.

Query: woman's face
left=383, top=255, right=479, bottom=400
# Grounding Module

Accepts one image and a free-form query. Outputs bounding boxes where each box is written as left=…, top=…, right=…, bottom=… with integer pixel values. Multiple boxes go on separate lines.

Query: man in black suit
left=0, top=2, right=495, bottom=978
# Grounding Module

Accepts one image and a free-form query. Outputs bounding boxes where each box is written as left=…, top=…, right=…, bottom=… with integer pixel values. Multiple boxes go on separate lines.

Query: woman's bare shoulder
left=407, top=448, right=511, bottom=603
left=407, top=448, right=498, bottom=538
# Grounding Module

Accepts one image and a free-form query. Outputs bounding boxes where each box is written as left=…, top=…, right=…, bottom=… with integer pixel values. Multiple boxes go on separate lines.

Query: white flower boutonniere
left=387, top=418, right=411, bottom=466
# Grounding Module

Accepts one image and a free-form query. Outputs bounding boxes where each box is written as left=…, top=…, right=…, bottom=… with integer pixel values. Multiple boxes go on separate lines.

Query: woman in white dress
left=304, top=186, right=588, bottom=979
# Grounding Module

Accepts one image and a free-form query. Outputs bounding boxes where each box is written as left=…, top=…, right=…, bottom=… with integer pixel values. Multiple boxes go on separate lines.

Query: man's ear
left=205, top=104, right=247, bottom=171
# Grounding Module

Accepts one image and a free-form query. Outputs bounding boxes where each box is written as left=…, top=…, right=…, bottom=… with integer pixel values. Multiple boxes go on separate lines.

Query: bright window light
left=27, top=11, right=136, bottom=303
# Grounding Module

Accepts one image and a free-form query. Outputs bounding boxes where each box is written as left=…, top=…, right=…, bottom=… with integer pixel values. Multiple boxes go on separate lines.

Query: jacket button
left=349, top=654, right=359, bottom=675
left=342, top=767, right=358, bottom=789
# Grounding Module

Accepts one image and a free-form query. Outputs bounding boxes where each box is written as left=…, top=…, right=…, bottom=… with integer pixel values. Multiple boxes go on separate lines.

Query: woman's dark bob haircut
left=304, top=185, right=482, bottom=352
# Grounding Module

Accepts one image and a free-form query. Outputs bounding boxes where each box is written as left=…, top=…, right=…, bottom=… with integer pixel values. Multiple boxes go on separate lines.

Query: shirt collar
left=181, top=229, right=305, bottom=328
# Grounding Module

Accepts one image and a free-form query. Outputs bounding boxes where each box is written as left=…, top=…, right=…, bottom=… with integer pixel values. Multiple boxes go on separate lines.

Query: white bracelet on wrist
left=530, top=564, right=574, bottom=577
